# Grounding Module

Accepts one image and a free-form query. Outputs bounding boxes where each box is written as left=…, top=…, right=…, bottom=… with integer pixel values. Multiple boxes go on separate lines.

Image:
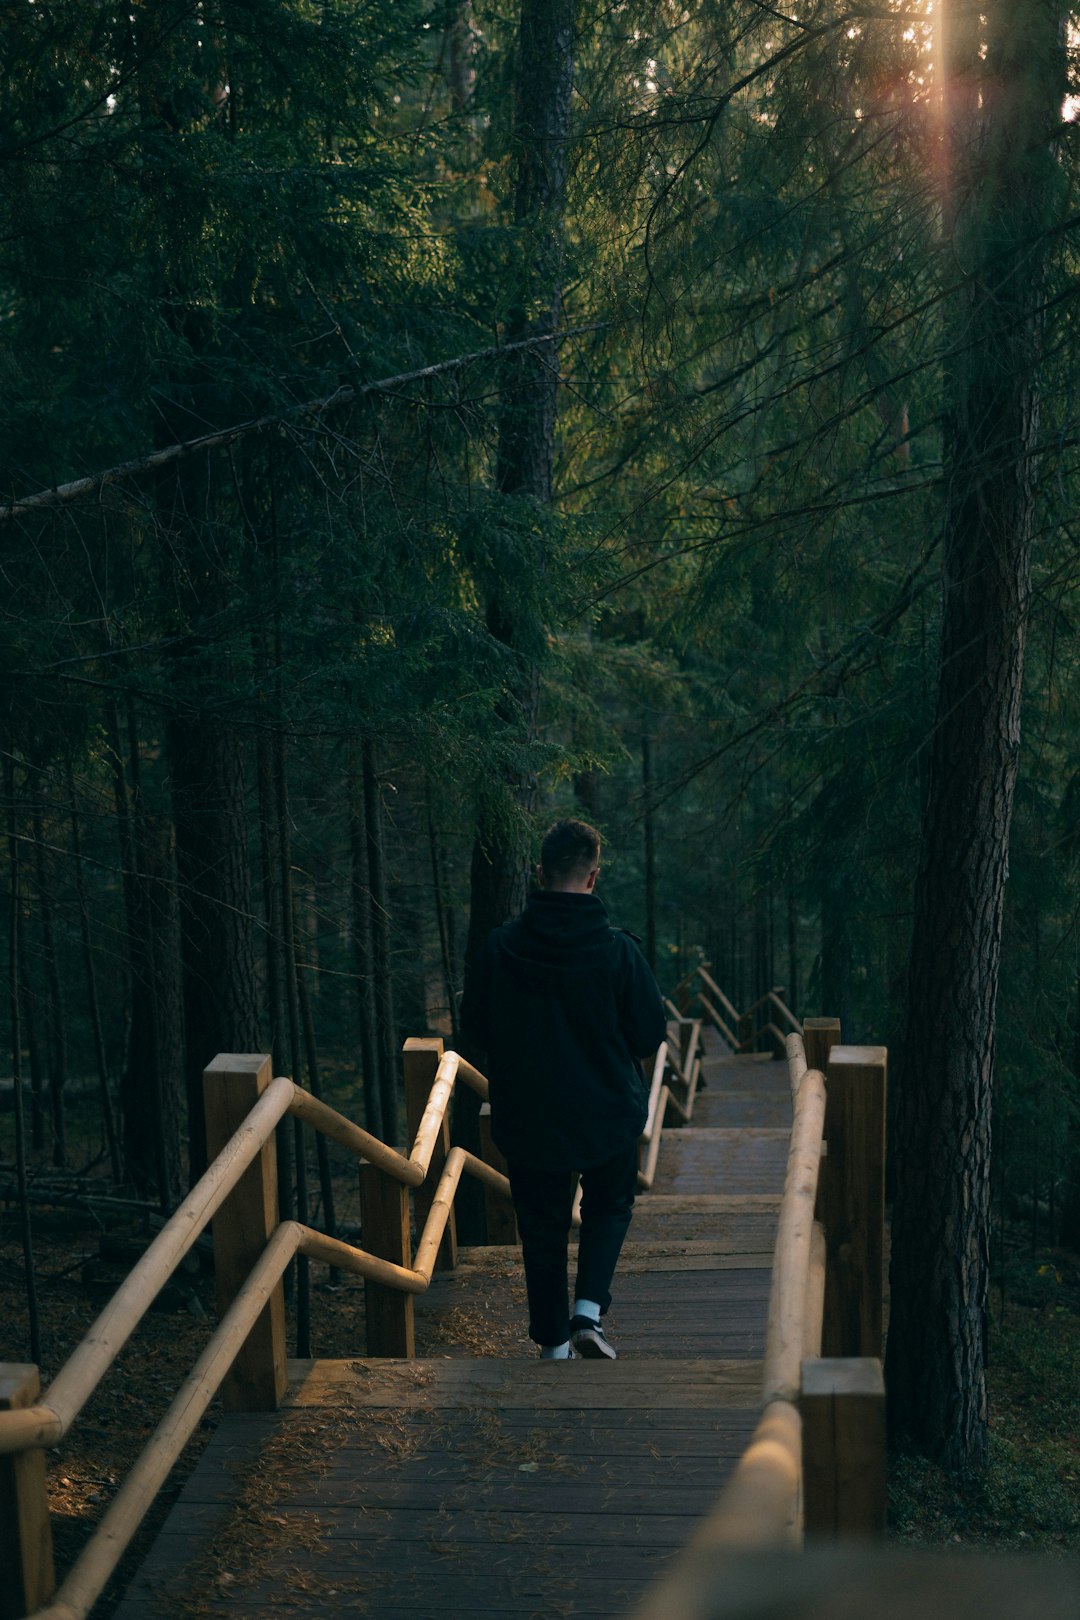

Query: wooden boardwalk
left=115, top=1040, right=791, bottom=1619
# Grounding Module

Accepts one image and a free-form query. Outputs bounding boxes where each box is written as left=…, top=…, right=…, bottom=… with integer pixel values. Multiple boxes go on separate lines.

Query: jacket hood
left=520, top=889, right=611, bottom=949
left=496, top=891, right=613, bottom=993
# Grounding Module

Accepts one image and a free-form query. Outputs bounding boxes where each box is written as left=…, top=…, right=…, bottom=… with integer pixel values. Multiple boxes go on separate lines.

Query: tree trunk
left=6, top=753, right=41, bottom=1361
left=348, top=746, right=383, bottom=1138
left=110, top=702, right=185, bottom=1205
left=67, top=758, right=122, bottom=1183
left=460, top=0, right=577, bottom=1239
left=494, top=0, right=575, bottom=504
left=1058, top=964, right=1080, bottom=1252
left=428, top=799, right=460, bottom=1044
left=18, top=920, right=46, bottom=1153
left=642, top=734, right=657, bottom=973
left=363, top=738, right=399, bottom=1147
left=170, top=697, right=260, bottom=1180
left=32, top=792, right=67, bottom=1168
left=886, top=1, right=1066, bottom=1472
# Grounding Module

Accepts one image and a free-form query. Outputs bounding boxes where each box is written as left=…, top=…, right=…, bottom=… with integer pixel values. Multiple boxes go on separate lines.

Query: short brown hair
left=540, top=818, right=600, bottom=882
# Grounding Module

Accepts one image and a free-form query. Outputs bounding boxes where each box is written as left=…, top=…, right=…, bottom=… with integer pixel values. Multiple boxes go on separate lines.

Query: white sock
left=540, top=1340, right=572, bottom=1360
left=572, top=1298, right=602, bottom=1323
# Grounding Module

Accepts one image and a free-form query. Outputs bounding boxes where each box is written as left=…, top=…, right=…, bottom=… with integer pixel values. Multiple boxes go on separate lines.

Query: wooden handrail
left=0, top=1049, right=490, bottom=1462
left=0, top=1075, right=298, bottom=1456
left=697, top=991, right=741, bottom=1050
left=762, top=1044, right=826, bottom=1404
left=19, top=1145, right=511, bottom=1620
left=1, top=1043, right=508, bottom=1620
left=668, top=969, right=803, bottom=1055
left=767, top=990, right=802, bottom=1034
left=695, top=966, right=741, bottom=1025
left=740, top=989, right=802, bottom=1036
left=640, top=1031, right=826, bottom=1579
left=638, top=1045, right=671, bottom=1191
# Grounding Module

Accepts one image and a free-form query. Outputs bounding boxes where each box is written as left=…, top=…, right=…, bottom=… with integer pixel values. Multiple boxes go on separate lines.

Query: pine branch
left=0, top=324, right=605, bottom=523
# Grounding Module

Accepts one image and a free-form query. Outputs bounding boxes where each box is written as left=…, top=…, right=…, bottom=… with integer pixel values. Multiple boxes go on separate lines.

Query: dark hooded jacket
left=460, top=889, right=666, bottom=1170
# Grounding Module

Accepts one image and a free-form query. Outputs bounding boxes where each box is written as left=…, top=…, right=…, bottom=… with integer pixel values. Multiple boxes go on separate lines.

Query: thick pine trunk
left=462, top=0, right=576, bottom=1022
left=67, top=759, right=122, bottom=1184
left=460, top=1, right=576, bottom=1238
left=348, top=747, right=383, bottom=1138
left=31, top=793, right=68, bottom=1168
left=886, top=1, right=1065, bottom=1472
left=363, top=739, right=399, bottom=1147
left=170, top=688, right=260, bottom=1180
left=642, top=735, right=657, bottom=972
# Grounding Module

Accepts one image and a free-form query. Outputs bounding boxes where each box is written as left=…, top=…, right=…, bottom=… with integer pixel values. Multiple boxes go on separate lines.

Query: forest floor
left=888, top=1235, right=1080, bottom=1552
left=2, top=1102, right=1079, bottom=1614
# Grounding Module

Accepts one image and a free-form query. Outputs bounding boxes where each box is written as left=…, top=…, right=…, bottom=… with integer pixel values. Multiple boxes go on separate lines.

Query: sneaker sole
left=571, top=1330, right=617, bottom=1360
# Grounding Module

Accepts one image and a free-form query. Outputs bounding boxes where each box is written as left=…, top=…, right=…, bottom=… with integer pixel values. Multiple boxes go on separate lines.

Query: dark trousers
left=507, top=1142, right=639, bottom=1348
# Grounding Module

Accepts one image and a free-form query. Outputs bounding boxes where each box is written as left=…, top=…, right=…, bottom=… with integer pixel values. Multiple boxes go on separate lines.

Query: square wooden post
left=818, top=1044, right=887, bottom=1359
left=479, top=1104, right=518, bottom=1244
left=803, top=1016, right=841, bottom=1076
left=403, top=1037, right=456, bottom=1271
left=0, top=1365, right=55, bottom=1620
left=360, top=1162, right=415, bottom=1356
left=204, top=1053, right=288, bottom=1411
left=802, top=1356, right=886, bottom=1537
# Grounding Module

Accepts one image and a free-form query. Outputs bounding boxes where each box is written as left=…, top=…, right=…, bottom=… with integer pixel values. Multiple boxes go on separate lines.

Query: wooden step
left=290, top=1356, right=762, bottom=1408
left=649, top=1130, right=790, bottom=1197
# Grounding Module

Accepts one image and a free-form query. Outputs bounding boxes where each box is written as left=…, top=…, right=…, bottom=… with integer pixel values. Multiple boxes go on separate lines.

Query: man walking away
left=461, top=819, right=666, bottom=1360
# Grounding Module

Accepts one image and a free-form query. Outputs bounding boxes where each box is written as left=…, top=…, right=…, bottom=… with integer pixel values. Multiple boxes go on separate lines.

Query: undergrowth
left=889, top=1254, right=1080, bottom=1552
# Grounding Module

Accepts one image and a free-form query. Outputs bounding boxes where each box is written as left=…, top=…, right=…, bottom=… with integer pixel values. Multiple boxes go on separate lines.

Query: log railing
left=2, top=1002, right=883, bottom=1620
left=671, top=965, right=802, bottom=1057
left=631, top=1015, right=888, bottom=1620
left=0, top=1019, right=705, bottom=1620
left=0, top=1041, right=509, bottom=1620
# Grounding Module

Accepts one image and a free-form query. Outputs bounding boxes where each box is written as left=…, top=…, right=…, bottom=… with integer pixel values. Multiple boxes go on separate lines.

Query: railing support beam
left=818, top=1044, right=887, bottom=1359
left=403, top=1037, right=456, bottom=1271
left=0, top=1364, right=55, bottom=1620
left=204, top=1053, right=288, bottom=1411
left=801, top=1356, right=886, bottom=1537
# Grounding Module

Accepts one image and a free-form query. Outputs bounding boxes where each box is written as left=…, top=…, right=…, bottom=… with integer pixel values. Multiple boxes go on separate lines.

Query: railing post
left=403, top=1037, right=456, bottom=1271
left=0, top=1365, right=55, bottom=1620
left=801, top=1356, right=886, bottom=1537
left=803, top=1015, right=841, bottom=1075
left=479, top=1104, right=518, bottom=1244
left=360, top=1161, right=415, bottom=1356
left=818, top=1044, right=887, bottom=1359
left=737, top=1011, right=753, bottom=1052
left=204, top=1053, right=288, bottom=1411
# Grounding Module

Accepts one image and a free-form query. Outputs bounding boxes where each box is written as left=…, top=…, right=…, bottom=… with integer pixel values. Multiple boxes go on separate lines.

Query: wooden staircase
left=113, top=1041, right=792, bottom=1618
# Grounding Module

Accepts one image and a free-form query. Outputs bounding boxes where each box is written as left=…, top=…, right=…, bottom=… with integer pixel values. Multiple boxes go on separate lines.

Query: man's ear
left=585, top=866, right=599, bottom=892
left=535, top=863, right=546, bottom=888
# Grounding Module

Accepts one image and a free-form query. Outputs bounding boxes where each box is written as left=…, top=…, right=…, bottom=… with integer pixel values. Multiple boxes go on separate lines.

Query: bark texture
left=464, top=0, right=577, bottom=979
left=887, top=1, right=1065, bottom=1472
left=460, top=0, right=577, bottom=1239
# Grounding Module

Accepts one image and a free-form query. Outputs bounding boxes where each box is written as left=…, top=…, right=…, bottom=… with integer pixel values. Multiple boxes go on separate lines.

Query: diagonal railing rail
left=0, top=1009, right=708, bottom=1620
left=1, top=990, right=887, bottom=1620
left=630, top=1015, right=889, bottom=1620
left=0, top=1046, right=508, bottom=1620
left=670, top=965, right=802, bottom=1057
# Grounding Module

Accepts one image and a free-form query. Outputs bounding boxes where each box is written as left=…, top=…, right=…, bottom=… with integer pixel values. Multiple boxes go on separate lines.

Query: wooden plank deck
left=115, top=1043, right=791, bottom=1619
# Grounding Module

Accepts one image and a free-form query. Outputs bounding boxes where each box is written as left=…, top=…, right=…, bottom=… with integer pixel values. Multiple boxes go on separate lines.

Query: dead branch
left=1, top=323, right=605, bottom=522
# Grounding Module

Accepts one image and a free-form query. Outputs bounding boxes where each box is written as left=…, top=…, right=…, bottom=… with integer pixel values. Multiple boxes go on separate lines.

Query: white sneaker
left=570, top=1316, right=617, bottom=1360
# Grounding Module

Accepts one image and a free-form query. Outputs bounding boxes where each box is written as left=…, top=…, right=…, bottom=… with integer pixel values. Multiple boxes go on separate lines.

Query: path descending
left=115, top=1040, right=791, bottom=1619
